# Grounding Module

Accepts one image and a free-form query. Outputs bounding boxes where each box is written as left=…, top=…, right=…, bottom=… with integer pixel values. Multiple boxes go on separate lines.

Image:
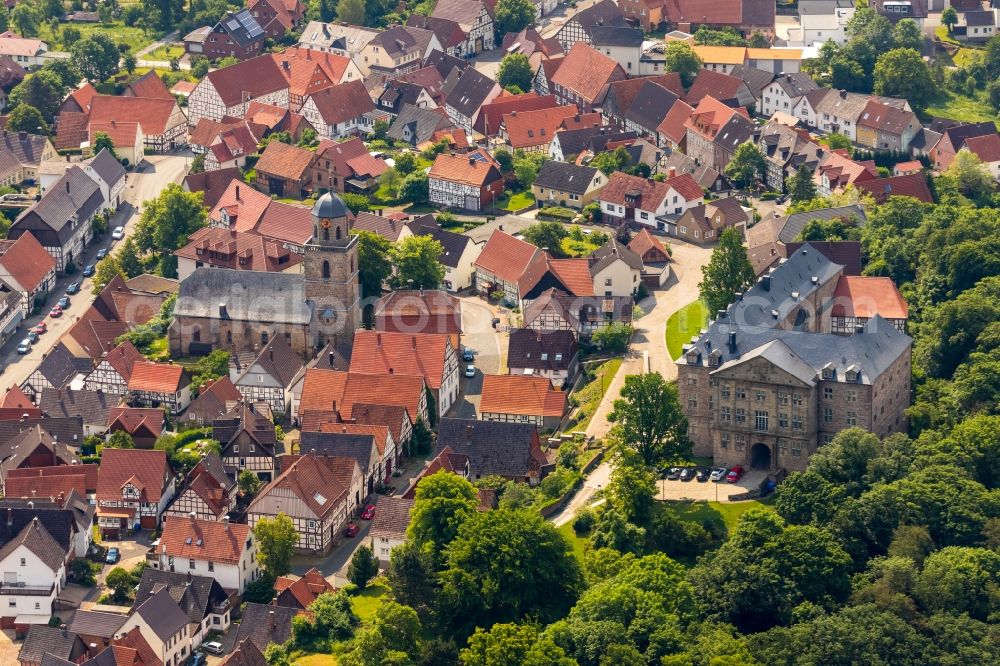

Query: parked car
left=709, top=467, right=728, bottom=482
left=31, top=322, right=46, bottom=335
left=344, top=522, right=359, bottom=537
left=65, top=282, right=80, bottom=295
left=82, top=264, right=95, bottom=277
left=190, top=655, right=206, bottom=666
left=112, top=226, right=125, bottom=240
left=96, top=248, right=108, bottom=260
left=726, top=465, right=745, bottom=483
left=665, top=467, right=682, bottom=480
left=49, top=305, right=63, bottom=318
left=26, top=330, right=38, bottom=343
left=360, top=504, right=376, bottom=520
left=696, top=468, right=709, bottom=482
left=202, top=641, right=224, bottom=655
left=57, top=296, right=70, bottom=309
left=679, top=467, right=695, bottom=481
left=105, top=547, right=120, bottom=564
left=16, top=338, right=31, bottom=354
left=462, top=347, right=474, bottom=362
left=465, top=364, right=475, bottom=378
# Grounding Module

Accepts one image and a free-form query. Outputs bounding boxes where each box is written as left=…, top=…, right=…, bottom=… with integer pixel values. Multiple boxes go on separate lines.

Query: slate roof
left=132, top=588, right=189, bottom=641
left=727, top=64, right=775, bottom=97
left=0, top=505, right=76, bottom=556
left=174, top=267, right=311, bottom=325
left=215, top=9, right=266, bottom=47
left=134, top=567, right=229, bottom=626
left=368, top=496, right=414, bottom=540
left=624, top=80, right=679, bottom=132
left=405, top=14, right=467, bottom=49
left=532, top=161, right=599, bottom=195
left=589, top=24, right=643, bottom=46
left=14, top=165, right=102, bottom=236
left=771, top=72, right=819, bottom=98
left=431, top=0, right=492, bottom=29
left=235, top=603, right=301, bottom=652
left=29, top=342, right=84, bottom=388
left=571, top=0, right=628, bottom=29
left=444, top=68, right=499, bottom=120
left=0, top=516, right=66, bottom=570
left=88, top=148, right=126, bottom=186
left=68, top=610, right=127, bottom=639
left=39, top=387, right=113, bottom=424
left=591, top=236, right=644, bottom=272
left=387, top=105, right=455, bottom=145
left=507, top=329, right=578, bottom=371
left=17, top=627, right=85, bottom=665
left=406, top=220, right=472, bottom=269
left=220, top=639, right=268, bottom=666
left=437, top=417, right=548, bottom=478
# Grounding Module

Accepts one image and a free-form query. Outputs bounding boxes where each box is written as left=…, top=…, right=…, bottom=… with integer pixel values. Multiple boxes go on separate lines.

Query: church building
left=168, top=192, right=361, bottom=357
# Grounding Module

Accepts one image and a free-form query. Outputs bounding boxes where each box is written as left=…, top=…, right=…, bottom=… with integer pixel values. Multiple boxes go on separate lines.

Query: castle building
left=169, top=192, right=361, bottom=357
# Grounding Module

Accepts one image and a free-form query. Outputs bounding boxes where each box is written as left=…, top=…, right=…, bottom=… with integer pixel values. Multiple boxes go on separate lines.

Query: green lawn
left=350, top=579, right=389, bottom=624
left=145, top=44, right=185, bottom=61
left=665, top=300, right=709, bottom=360
left=40, top=21, right=157, bottom=53
left=143, top=336, right=170, bottom=362
left=934, top=26, right=960, bottom=45
left=953, top=47, right=984, bottom=69
left=667, top=497, right=775, bottom=535
left=924, top=90, right=999, bottom=127
left=562, top=237, right=600, bottom=257
left=293, top=653, right=338, bottom=666
left=557, top=522, right=588, bottom=565
left=494, top=189, right=535, bottom=212
left=567, top=358, right=623, bottom=431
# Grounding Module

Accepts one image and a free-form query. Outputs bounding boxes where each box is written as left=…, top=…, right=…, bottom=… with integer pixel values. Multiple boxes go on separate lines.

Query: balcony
left=0, top=582, right=55, bottom=596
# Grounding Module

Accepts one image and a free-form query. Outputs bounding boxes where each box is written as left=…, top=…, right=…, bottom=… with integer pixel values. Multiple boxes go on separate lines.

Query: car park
left=679, top=467, right=695, bottom=481
left=202, top=642, right=224, bottom=655
left=710, top=467, right=728, bottom=482
left=17, top=339, right=31, bottom=354
left=665, top=467, right=682, bottom=480
left=105, top=547, right=120, bottom=564
left=112, top=226, right=125, bottom=240
left=344, top=522, right=359, bottom=537
left=96, top=248, right=108, bottom=260
left=65, top=282, right=80, bottom=295
left=82, top=264, right=95, bottom=277
left=726, top=465, right=744, bottom=483
left=360, top=504, right=376, bottom=520
left=57, top=296, right=70, bottom=309
left=696, top=468, right=709, bottom=482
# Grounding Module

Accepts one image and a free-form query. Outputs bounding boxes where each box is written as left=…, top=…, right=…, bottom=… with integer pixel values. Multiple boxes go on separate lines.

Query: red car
left=343, top=522, right=359, bottom=538
left=31, top=322, right=47, bottom=335
left=360, top=504, right=376, bottom=520
left=726, top=465, right=745, bottom=483
left=49, top=305, right=63, bottom=318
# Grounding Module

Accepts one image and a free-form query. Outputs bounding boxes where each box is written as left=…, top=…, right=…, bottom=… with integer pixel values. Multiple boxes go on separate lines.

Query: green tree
left=217, top=56, right=239, bottom=69
left=389, top=234, right=445, bottom=290
left=386, top=540, right=438, bottom=617
left=497, top=52, right=533, bottom=93
left=913, top=546, right=1000, bottom=620
left=92, top=256, right=125, bottom=294
left=400, top=171, right=429, bottom=203
left=238, top=469, right=262, bottom=497
left=133, top=183, right=207, bottom=277
left=747, top=30, right=769, bottom=48
left=106, top=567, right=135, bottom=601
left=123, top=51, right=137, bottom=75
left=698, top=227, right=755, bottom=313
left=663, top=41, right=703, bottom=87
left=394, top=150, right=417, bottom=176
left=407, top=471, right=478, bottom=553
left=41, top=59, right=81, bottom=89
left=724, top=141, right=766, bottom=189
left=93, top=132, right=118, bottom=159
left=521, top=221, right=568, bottom=257
left=494, top=0, right=535, bottom=36
left=440, top=509, right=583, bottom=632
left=607, top=372, right=690, bottom=468
left=786, top=164, right=818, bottom=203
left=942, top=6, right=958, bottom=33
left=342, top=601, right=423, bottom=666
left=590, top=146, right=630, bottom=176
left=512, top=150, right=544, bottom=187
left=873, top=48, right=935, bottom=111
left=5, top=104, right=48, bottom=134
left=352, top=229, right=392, bottom=299
left=253, top=513, right=297, bottom=578
left=11, top=2, right=41, bottom=37
left=71, top=33, right=122, bottom=83
left=591, top=322, right=632, bottom=353
left=846, top=5, right=894, bottom=53
left=9, top=70, right=65, bottom=122
left=192, top=57, right=210, bottom=78
left=105, top=430, right=135, bottom=449
left=461, top=623, right=576, bottom=666
left=334, top=0, right=366, bottom=24
left=347, top=544, right=379, bottom=589
left=893, top=19, right=923, bottom=51
left=825, top=132, right=852, bottom=151
left=944, top=149, right=995, bottom=204
left=493, top=148, right=513, bottom=173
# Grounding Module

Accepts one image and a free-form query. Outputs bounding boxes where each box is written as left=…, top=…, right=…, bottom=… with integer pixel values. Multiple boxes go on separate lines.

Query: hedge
left=537, top=206, right=577, bottom=221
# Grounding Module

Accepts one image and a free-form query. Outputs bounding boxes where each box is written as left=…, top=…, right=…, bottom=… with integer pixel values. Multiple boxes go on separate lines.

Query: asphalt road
left=0, top=154, right=189, bottom=388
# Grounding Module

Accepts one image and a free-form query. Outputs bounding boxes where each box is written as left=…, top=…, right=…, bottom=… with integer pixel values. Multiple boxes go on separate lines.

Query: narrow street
left=0, top=154, right=189, bottom=386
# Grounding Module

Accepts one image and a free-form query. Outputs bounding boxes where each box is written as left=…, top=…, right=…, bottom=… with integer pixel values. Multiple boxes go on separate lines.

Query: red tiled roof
left=473, top=230, right=544, bottom=285
left=853, top=173, right=933, bottom=204
left=6, top=463, right=99, bottom=492
left=255, top=200, right=313, bottom=245
left=274, top=568, right=335, bottom=608
left=546, top=258, right=595, bottom=296
left=305, top=79, right=375, bottom=126
left=190, top=118, right=241, bottom=148
left=299, top=369, right=426, bottom=424
left=628, top=228, right=669, bottom=259
left=349, top=330, right=451, bottom=390
left=502, top=105, right=578, bottom=149
left=175, top=227, right=302, bottom=272
left=664, top=172, right=704, bottom=201
left=96, top=448, right=171, bottom=503
left=474, top=93, right=558, bottom=135
left=54, top=111, right=89, bottom=150
left=184, top=169, right=242, bottom=209
left=684, top=95, right=747, bottom=139
left=560, top=111, right=605, bottom=131
left=963, top=133, right=1000, bottom=163
left=89, top=120, right=142, bottom=149
left=816, top=151, right=879, bottom=191
left=5, top=470, right=88, bottom=499
left=0, top=383, right=33, bottom=408
left=125, top=70, right=173, bottom=99
left=88, top=95, right=181, bottom=136
left=428, top=152, right=502, bottom=187
left=550, top=42, right=623, bottom=104
left=599, top=171, right=670, bottom=209
left=280, top=46, right=353, bottom=84
left=657, top=99, right=694, bottom=144
left=103, top=340, right=145, bottom=381
left=160, top=515, right=251, bottom=565
left=210, top=180, right=272, bottom=231
left=69, top=82, right=98, bottom=112
left=127, top=361, right=187, bottom=394
left=830, top=275, right=908, bottom=319
left=479, top=374, right=567, bottom=417
left=114, top=626, right=164, bottom=666
left=107, top=407, right=165, bottom=438
left=0, top=232, right=54, bottom=292
left=255, top=140, right=315, bottom=181
left=251, top=454, right=352, bottom=519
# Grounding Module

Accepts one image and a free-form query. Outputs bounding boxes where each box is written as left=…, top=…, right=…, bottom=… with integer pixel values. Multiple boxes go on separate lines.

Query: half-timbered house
left=95, top=449, right=174, bottom=538
left=229, top=337, right=304, bottom=416
left=187, top=55, right=290, bottom=124
left=164, top=454, right=237, bottom=522
left=213, top=402, right=282, bottom=482
left=127, top=362, right=192, bottom=415
left=84, top=340, right=145, bottom=395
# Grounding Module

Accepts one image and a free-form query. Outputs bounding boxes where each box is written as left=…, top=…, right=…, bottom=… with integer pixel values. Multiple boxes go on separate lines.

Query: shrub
left=537, top=206, right=576, bottom=221
left=574, top=509, right=596, bottom=534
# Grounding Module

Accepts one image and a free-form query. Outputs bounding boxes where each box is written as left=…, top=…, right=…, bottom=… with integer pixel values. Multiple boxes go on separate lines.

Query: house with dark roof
left=406, top=219, right=481, bottom=292
left=234, top=603, right=301, bottom=653
left=671, top=196, right=749, bottom=244
left=0, top=425, right=81, bottom=494
left=757, top=120, right=826, bottom=191
left=871, top=0, right=926, bottom=24
left=212, top=401, right=283, bottom=481
left=229, top=336, right=304, bottom=415
left=248, top=0, right=306, bottom=39
left=164, top=453, right=237, bottom=522
left=438, top=417, right=551, bottom=483
left=197, top=9, right=266, bottom=60
left=684, top=96, right=755, bottom=174
left=18, top=626, right=86, bottom=666
left=9, top=165, right=103, bottom=272
left=38, top=388, right=114, bottom=437
left=134, top=564, right=232, bottom=649
left=431, top=0, right=494, bottom=55
left=67, top=610, right=127, bottom=656
left=507, top=329, right=579, bottom=387
left=0, top=130, right=56, bottom=188
left=957, top=9, right=997, bottom=42
left=406, top=14, right=468, bottom=58
left=116, top=588, right=191, bottom=666
left=759, top=72, right=819, bottom=119
left=247, top=453, right=363, bottom=553
left=930, top=121, right=998, bottom=171
left=554, top=0, right=628, bottom=51
left=531, top=161, right=605, bottom=210
left=0, top=517, right=71, bottom=629
left=685, top=69, right=755, bottom=108
left=387, top=105, right=461, bottom=148
left=20, top=342, right=88, bottom=402
left=368, top=496, right=413, bottom=564
left=95, top=448, right=174, bottom=537
left=442, top=67, right=502, bottom=135
left=297, top=423, right=393, bottom=493
left=856, top=99, right=922, bottom=152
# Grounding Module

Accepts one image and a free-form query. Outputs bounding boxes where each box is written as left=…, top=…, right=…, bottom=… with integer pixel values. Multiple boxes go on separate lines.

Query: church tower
left=304, top=192, right=361, bottom=350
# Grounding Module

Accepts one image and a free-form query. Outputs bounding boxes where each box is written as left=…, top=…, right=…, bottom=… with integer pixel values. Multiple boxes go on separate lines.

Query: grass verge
left=40, top=22, right=156, bottom=52
left=145, top=44, right=185, bottom=61
left=666, top=497, right=776, bottom=535
left=665, top=300, right=709, bottom=360
left=557, top=522, right=588, bottom=564
left=350, top=578, right=389, bottom=624
left=567, top=358, right=623, bottom=431
left=924, top=90, right=999, bottom=127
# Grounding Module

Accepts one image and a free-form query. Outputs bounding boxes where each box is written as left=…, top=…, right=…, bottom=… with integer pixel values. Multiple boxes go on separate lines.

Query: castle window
left=336, top=226, right=342, bottom=240
left=322, top=261, right=331, bottom=279
left=323, top=228, right=329, bottom=241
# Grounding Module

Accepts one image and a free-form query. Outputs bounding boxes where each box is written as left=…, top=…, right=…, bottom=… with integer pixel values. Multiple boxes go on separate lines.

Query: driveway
left=95, top=533, right=155, bottom=589
left=449, top=296, right=506, bottom=418
left=0, top=154, right=189, bottom=386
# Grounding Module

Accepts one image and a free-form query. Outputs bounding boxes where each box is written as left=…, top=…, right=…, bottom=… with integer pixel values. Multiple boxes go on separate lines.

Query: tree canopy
left=698, top=227, right=756, bottom=313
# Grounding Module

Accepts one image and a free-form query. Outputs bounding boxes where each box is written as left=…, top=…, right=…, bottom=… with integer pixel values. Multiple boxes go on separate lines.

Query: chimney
left=18, top=131, right=26, bottom=141
left=411, top=336, right=417, bottom=351
left=668, top=166, right=676, bottom=178
left=189, top=511, right=197, bottom=521
left=377, top=208, right=383, bottom=216
left=855, top=324, right=864, bottom=334
left=269, top=610, right=276, bottom=630
left=728, top=331, right=737, bottom=354
left=465, top=424, right=473, bottom=442
left=762, top=275, right=770, bottom=291
left=219, top=304, right=229, bottom=319
left=468, top=156, right=476, bottom=165
left=221, top=515, right=229, bottom=526
left=66, top=180, right=70, bottom=194
left=376, top=333, right=382, bottom=348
